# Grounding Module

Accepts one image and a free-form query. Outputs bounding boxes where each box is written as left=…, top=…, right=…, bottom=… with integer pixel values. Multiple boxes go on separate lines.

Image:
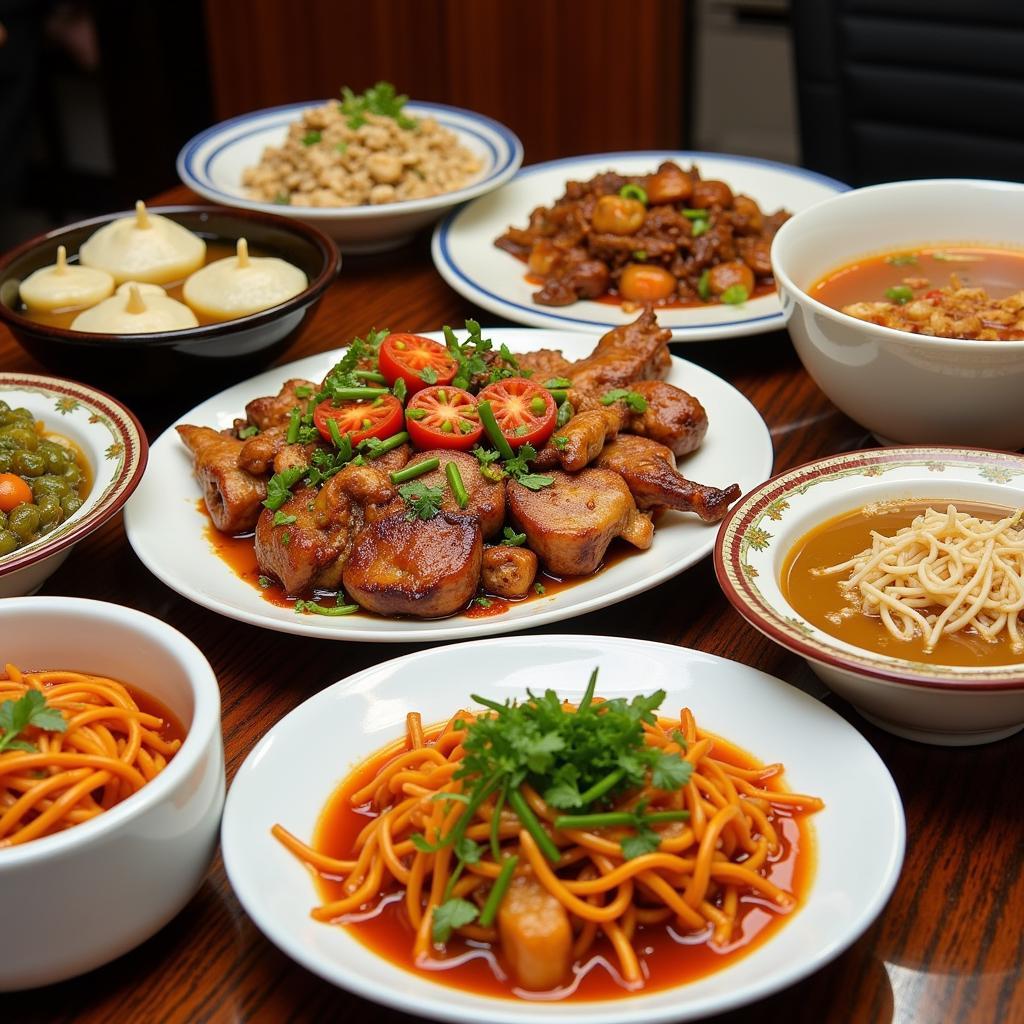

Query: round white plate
left=221, top=635, right=906, bottom=1024
left=432, top=151, right=848, bottom=341
left=177, top=100, right=523, bottom=253
left=123, top=329, right=772, bottom=642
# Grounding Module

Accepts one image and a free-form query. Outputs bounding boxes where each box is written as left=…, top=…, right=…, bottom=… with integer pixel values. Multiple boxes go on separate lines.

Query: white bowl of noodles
left=178, top=99, right=523, bottom=254
left=0, top=597, right=224, bottom=990
left=716, top=447, right=1024, bottom=746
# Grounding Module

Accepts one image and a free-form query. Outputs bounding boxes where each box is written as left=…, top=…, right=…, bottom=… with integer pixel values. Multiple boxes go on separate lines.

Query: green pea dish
left=0, top=401, right=91, bottom=556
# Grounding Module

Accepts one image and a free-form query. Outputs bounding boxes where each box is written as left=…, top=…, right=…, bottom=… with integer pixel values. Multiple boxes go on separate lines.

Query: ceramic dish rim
left=714, top=444, right=1024, bottom=691
left=0, top=204, right=341, bottom=346
left=123, top=330, right=773, bottom=642
left=0, top=373, right=148, bottom=576
left=220, top=633, right=906, bottom=1024
left=0, top=595, right=221, bottom=868
left=432, top=149, right=850, bottom=340
left=176, top=99, right=524, bottom=219
left=771, top=177, right=1024, bottom=353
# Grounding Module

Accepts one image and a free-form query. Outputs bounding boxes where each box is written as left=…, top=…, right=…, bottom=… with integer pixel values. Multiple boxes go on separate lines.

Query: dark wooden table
left=8, top=188, right=1023, bottom=1024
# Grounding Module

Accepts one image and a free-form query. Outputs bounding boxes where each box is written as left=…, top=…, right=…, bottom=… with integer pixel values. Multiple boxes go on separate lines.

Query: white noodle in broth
left=813, top=505, right=1024, bottom=653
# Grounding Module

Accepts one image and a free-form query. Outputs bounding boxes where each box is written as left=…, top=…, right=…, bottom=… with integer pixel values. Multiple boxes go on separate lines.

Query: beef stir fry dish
left=495, top=162, right=790, bottom=308
left=178, top=311, right=740, bottom=620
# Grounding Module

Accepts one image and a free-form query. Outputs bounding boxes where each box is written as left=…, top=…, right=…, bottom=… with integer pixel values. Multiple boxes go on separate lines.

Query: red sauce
left=199, top=500, right=640, bottom=619
left=126, top=683, right=188, bottom=746
left=308, top=726, right=816, bottom=1002
left=525, top=274, right=776, bottom=309
left=811, top=246, right=1024, bottom=310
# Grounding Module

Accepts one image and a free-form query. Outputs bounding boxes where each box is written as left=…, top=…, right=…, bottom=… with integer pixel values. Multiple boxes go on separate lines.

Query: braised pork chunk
left=507, top=469, right=652, bottom=576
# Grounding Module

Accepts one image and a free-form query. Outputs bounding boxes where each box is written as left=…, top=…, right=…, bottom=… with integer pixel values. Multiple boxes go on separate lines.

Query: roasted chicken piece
left=594, top=436, right=740, bottom=522
left=237, top=426, right=287, bottom=475
left=405, top=450, right=505, bottom=538
left=342, top=512, right=482, bottom=617
left=566, top=309, right=671, bottom=393
left=481, top=545, right=538, bottom=599
left=533, top=408, right=622, bottom=473
left=507, top=469, right=652, bottom=576
left=177, top=425, right=267, bottom=533
left=254, top=465, right=396, bottom=595
left=625, top=380, right=709, bottom=457
left=498, top=870, right=572, bottom=990
left=244, top=378, right=317, bottom=431
left=237, top=426, right=320, bottom=477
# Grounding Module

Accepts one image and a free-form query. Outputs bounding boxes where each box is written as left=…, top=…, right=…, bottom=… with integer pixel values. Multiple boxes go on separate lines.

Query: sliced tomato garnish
left=313, top=394, right=404, bottom=446
left=476, top=377, right=557, bottom=450
left=378, top=333, right=458, bottom=395
left=405, top=385, right=483, bottom=451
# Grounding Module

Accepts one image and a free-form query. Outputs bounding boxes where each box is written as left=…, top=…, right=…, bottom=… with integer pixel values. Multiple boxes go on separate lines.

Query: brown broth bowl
left=0, top=206, right=340, bottom=399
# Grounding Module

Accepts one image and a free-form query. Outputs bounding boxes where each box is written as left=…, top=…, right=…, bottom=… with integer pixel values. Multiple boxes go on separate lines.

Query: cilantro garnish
left=431, top=897, right=479, bottom=944
left=552, top=434, right=568, bottom=450
left=503, top=444, right=553, bottom=491
left=0, top=690, right=67, bottom=754
left=339, top=82, right=417, bottom=131
left=301, top=130, right=322, bottom=146
left=601, top=389, right=648, bottom=413
left=263, top=465, right=307, bottom=511
left=501, top=526, right=526, bottom=546
left=272, top=511, right=297, bottom=527
left=399, top=481, right=444, bottom=521
left=238, top=424, right=259, bottom=439
left=544, top=377, right=572, bottom=389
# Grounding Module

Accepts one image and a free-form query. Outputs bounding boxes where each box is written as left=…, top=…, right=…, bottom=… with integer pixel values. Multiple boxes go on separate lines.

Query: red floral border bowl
left=0, top=373, right=147, bottom=596
left=714, top=446, right=1024, bottom=746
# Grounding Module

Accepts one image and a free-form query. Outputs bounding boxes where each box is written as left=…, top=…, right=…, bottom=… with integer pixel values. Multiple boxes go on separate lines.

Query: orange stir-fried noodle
left=274, top=702, right=824, bottom=993
left=0, top=665, right=183, bottom=848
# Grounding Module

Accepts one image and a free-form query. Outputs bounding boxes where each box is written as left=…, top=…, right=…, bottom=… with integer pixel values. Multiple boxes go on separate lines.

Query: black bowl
left=0, top=206, right=340, bottom=398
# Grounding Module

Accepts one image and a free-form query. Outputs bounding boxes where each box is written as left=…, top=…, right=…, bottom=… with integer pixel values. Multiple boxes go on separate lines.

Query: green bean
left=329, top=387, right=390, bottom=401
left=445, top=461, right=469, bottom=509
left=477, top=855, right=519, bottom=929
left=554, top=810, right=689, bottom=830
left=365, top=431, right=409, bottom=459
left=477, top=400, right=515, bottom=461
left=508, top=787, right=560, bottom=864
left=390, top=458, right=439, bottom=485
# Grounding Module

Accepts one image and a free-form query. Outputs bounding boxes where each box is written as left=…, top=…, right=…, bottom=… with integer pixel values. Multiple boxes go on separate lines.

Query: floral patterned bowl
left=0, top=373, right=147, bottom=597
left=715, top=447, right=1024, bottom=746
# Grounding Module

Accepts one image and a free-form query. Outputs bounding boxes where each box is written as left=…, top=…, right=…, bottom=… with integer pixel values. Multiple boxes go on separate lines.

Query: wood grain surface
left=5, top=187, right=1023, bottom=1024
left=203, top=0, right=687, bottom=162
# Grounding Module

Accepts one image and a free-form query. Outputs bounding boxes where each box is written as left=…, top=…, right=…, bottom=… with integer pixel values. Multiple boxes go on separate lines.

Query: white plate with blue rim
left=431, top=152, right=848, bottom=341
left=177, top=100, right=523, bottom=253
left=221, top=634, right=905, bottom=1023
left=123, top=328, right=772, bottom=643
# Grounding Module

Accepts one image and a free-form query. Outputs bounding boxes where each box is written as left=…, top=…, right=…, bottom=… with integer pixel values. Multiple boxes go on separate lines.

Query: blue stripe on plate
left=434, top=151, right=850, bottom=333
left=179, top=100, right=520, bottom=204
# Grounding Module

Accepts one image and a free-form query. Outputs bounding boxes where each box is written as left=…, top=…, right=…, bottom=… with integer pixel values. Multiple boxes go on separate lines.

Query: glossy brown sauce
left=525, top=274, right=776, bottom=309
left=199, top=500, right=637, bottom=619
left=782, top=499, right=1024, bottom=667
left=810, top=247, right=1024, bottom=310
left=21, top=241, right=249, bottom=329
left=309, top=724, right=814, bottom=1001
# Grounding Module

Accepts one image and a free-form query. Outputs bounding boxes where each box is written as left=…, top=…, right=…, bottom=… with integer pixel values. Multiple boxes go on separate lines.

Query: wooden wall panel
left=203, top=0, right=687, bottom=163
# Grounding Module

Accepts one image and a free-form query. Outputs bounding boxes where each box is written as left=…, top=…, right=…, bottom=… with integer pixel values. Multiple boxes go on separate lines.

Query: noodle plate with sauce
left=274, top=671, right=823, bottom=1000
